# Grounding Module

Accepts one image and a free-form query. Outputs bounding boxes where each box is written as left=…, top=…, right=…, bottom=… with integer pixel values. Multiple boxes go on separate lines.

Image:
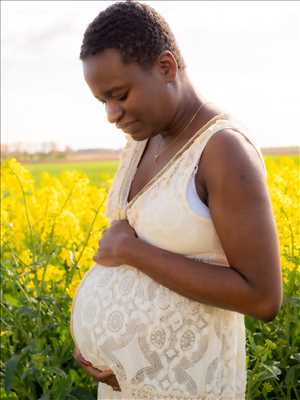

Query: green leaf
left=285, top=295, right=300, bottom=307
left=21, top=366, right=37, bottom=381
left=4, top=294, right=19, bottom=307
left=257, top=363, right=282, bottom=381
left=70, top=388, right=96, bottom=400
left=17, top=306, right=35, bottom=316
left=291, top=353, right=300, bottom=363
left=68, top=369, right=80, bottom=383
left=38, top=395, right=50, bottom=400
left=285, top=364, right=300, bottom=385
left=4, top=354, right=22, bottom=391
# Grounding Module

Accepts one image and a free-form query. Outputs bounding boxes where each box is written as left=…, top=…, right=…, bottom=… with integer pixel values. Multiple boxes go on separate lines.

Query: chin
left=128, top=130, right=150, bottom=141
left=130, top=135, right=147, bottom=142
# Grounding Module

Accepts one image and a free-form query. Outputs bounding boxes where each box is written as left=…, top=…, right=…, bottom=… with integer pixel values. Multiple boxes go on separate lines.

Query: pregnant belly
left=70, top=263, right=228, bottom=396
left=71, top=264, right=163, bottom=368
left=71, top=264, right=180, bottom=366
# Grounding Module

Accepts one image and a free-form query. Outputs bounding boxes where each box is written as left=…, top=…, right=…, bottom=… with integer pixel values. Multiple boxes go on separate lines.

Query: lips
left=117, top=120, right=138, bottom=133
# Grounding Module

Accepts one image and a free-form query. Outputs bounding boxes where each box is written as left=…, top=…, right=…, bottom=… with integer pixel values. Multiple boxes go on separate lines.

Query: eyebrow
left=96, top=85, right=127, bottom=100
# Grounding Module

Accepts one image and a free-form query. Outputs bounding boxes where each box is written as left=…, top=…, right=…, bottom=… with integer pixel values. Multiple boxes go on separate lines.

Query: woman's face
left=83, top=49, right=178, bottom=141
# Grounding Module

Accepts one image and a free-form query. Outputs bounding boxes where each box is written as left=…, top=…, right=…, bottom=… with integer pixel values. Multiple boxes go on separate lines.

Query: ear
left=156, top=50, right=178, bottom=83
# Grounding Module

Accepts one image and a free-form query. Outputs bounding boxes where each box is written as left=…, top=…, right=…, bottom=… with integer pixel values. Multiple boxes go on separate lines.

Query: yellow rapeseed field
left=1, top=159, right=111, bottom=300
left=1, top=157, right=298, bottom=295
left=1, top=157, right=299, bottom=399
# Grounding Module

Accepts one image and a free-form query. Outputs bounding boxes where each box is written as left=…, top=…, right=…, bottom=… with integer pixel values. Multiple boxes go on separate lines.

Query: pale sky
left=2, top=1, right=300, bottom=150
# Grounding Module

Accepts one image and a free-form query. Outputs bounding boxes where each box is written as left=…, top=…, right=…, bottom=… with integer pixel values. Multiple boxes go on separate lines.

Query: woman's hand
left=74, top=348, right=121, bottom=392
left=93, top=219, right=137, bottom=266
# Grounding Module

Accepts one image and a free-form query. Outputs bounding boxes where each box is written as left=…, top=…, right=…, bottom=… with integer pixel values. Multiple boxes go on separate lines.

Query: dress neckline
left=117, top=113, right=228, bottom=218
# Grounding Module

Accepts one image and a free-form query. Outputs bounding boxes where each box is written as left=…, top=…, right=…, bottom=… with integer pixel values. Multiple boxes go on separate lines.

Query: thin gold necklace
left=153, top=102, right=207, bottom=162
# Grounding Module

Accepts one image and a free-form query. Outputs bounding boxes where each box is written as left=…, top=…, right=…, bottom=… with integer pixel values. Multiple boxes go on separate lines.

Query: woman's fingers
left=73, top=349, right=121, bottom=391
left=95, top=368, right=115, bottom=380
left=94, top=368, right=121, bottom=391
left=82, top=365, right=121, bottom=391
left=99, top=372, right=121, bottom=391
left=75, top=351, right=92, bottom=367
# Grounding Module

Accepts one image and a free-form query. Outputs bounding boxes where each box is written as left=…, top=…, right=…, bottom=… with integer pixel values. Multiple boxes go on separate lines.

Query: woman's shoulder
left=194, top=126, right=267, bottom=203
left=203, top=127, right=265, bottom=178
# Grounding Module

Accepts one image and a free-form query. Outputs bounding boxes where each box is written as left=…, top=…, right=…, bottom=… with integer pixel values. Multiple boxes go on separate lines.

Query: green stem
left=70, top=192, right=107, bottom=284
left=7, top=167, right=35, bottom=257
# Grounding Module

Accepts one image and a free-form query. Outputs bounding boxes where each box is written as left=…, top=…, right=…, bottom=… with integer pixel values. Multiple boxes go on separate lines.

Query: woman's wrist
left=120, top=235, right=142, bottom=266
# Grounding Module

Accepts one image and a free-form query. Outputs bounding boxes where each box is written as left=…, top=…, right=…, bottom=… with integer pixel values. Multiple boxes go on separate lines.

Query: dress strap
left=178, top=117, right=267, bottom=190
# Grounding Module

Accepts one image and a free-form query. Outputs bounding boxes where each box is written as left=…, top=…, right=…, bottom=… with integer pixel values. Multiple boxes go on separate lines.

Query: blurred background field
left=25, top=155, right=299, bottom=186
left=27, top=161, right=118, bottom=187
left=1, top=155, right=299, bottom=400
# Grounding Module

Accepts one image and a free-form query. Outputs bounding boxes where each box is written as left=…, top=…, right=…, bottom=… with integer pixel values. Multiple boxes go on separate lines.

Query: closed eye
left=97, top=92, right=128, bottom=105
left=117, top=92, right=128, bottom=102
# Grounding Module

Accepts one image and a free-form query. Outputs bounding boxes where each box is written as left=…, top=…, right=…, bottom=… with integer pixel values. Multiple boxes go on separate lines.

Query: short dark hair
left=79, top=0, right=186, bottom=70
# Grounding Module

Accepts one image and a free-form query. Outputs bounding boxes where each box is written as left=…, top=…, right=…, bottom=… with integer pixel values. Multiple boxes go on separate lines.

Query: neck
left=160, top=81, right=206, bottom=143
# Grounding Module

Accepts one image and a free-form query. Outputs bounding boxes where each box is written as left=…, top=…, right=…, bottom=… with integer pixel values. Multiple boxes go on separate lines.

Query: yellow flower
left=37, top=265, right=64, bottom=283
left=18, top=249, right=33, bottom=266
left=59, top=248, right=74, bottom=267
left=66, top=276, right=81, bottom=298
left=55, top=210, right=82, bottom=244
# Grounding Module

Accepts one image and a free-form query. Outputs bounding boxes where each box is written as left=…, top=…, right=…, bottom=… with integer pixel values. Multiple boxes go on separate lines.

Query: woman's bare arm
left=121, top=130, right=282, bottom=321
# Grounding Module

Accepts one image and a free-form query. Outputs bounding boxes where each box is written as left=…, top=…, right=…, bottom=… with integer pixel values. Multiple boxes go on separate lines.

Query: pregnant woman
left=71, top=1, right=282, bottom=399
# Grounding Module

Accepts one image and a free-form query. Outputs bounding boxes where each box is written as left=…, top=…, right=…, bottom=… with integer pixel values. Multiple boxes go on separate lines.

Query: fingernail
left=81, top=359, right=92, bottom=366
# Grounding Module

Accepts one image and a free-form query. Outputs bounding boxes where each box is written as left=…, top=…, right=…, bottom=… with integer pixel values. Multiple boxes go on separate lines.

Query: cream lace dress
left=70, top=115, right=266, bottom=399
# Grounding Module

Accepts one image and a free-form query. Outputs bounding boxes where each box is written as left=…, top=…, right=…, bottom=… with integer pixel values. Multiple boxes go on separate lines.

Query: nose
left=105, top=101, right=124, bottom=124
